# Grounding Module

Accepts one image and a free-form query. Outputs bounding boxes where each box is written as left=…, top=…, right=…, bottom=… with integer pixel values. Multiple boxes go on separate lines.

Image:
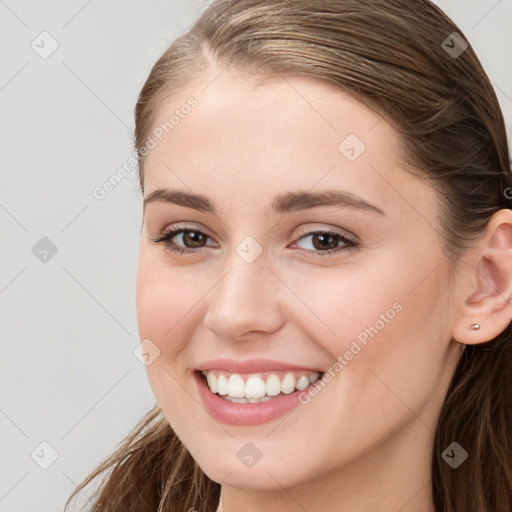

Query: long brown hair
left=65, top=1, right=512, bottom=510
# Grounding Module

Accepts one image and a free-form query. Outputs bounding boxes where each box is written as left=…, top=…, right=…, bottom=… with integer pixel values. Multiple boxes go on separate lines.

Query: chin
left=192, top=446, right=318, bottom=491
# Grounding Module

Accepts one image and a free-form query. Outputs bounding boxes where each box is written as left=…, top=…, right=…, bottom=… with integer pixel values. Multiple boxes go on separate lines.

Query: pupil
left=185, top=231, right=204, bottom=247
left=313, top=233, right=337, bottom=250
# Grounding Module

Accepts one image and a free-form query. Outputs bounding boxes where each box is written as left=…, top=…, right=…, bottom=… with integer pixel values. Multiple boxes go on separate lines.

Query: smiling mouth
left=196, top=369, right=325, bottom=403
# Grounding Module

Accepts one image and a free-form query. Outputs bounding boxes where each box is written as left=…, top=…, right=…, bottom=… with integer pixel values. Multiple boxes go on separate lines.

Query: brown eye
left=293, top=230, right=358, bottom=257
left=179, top=230, right=208, bottom=248
left=310, top=233, right=340, bottom=251
left=151, top=227, right=216, bottom=255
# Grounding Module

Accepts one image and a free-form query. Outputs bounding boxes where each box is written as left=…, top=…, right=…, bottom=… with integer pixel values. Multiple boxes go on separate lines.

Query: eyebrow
left=143, top=188, right=385, bottom=216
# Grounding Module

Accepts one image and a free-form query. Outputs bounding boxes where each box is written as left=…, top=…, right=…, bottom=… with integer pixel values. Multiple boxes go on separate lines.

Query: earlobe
left=452, top=209, right=512, bottom=345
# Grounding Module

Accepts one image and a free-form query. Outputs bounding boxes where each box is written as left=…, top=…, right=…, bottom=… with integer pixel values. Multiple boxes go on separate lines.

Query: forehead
left=141, top=70, right=433, bottom=225
left=147, top=73, right=389, bottom=164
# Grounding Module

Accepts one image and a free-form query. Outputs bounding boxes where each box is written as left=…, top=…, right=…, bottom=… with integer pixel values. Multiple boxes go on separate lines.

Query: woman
left=65, top=1, right=512, bottom=511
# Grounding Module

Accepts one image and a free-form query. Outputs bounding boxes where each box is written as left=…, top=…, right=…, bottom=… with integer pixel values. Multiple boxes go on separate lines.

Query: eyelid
left=151, top=222, right=359, bottom=258
left=149, top=223, right=218, bottom=255
left=293, top=223, right=358, bottom=242
left=158, top=222, right=216, bottom=241
left=154, top=222, right=356, bottom=246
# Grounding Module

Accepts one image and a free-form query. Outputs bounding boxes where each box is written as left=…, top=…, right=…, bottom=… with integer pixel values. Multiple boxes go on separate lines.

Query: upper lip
left=196, top=358, right=325, bottom=374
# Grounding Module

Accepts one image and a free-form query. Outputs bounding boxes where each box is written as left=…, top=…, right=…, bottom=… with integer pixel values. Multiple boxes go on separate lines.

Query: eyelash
left=150, top=224, right=359, bottom=257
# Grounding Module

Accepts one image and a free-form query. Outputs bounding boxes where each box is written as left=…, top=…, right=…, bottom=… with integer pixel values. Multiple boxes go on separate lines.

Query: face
left=136, top=69, right=462, bottom=490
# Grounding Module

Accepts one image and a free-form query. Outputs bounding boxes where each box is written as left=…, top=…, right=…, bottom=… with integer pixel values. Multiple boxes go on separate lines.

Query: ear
left=452, top=208, right=512, bottom=345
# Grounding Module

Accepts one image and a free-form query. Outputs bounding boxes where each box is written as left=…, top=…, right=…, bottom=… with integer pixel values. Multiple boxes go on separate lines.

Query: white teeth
left=201, top=370, right=323, bottom=399
left=224, top=396, right=248, bottom=404
left=249, top=396, right=273, bottom=403
left=217, top=374, right=228, bottom=395
left=223, top=396, right=274, bottom=404
left=281, top=373, right=296, bottom=394
left=245, top=376, right=267, bottom=398
left=296, top=375, right=310, bottom=391
left=266, top=374, right=282, bottom=396
left=227, top=374, right=245, bottom=398
left=206, top=372, right=218, bottom=393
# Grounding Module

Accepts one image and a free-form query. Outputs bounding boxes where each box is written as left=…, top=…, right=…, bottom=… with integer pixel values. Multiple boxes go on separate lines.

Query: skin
left=135, top=65, right=512, bottom=512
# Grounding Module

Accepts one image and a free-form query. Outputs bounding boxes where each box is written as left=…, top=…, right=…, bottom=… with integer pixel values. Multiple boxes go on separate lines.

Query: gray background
left=1, top=1, right=511, bottom=510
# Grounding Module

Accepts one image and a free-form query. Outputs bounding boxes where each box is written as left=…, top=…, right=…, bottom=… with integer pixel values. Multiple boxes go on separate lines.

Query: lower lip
left=193, top=371, right=319, bottom=426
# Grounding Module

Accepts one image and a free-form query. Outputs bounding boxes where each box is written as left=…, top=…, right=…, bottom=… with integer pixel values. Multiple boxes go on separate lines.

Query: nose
left=203, top=252, right=286, bottom=341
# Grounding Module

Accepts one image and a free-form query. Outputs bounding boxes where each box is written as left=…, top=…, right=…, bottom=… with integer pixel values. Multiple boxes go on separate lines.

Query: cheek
left=136, top=265, right=207, bottom=432
left=287, top=258, right=451, bottom=407
left=135, top=259, right=201, bottom=404
left=280, top=262, right=408, bottom=358
left=136, top=257, right=199, bottom=346
left=271, top=263, right=451, bottom=468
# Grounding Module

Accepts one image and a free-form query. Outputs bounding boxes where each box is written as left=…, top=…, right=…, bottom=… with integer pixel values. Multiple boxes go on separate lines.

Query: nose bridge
left=203, top=242, right=284, bottom=338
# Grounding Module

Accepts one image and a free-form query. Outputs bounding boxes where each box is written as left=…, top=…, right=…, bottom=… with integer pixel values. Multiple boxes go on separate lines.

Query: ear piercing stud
left=470, top=323, right=481, bottom=330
